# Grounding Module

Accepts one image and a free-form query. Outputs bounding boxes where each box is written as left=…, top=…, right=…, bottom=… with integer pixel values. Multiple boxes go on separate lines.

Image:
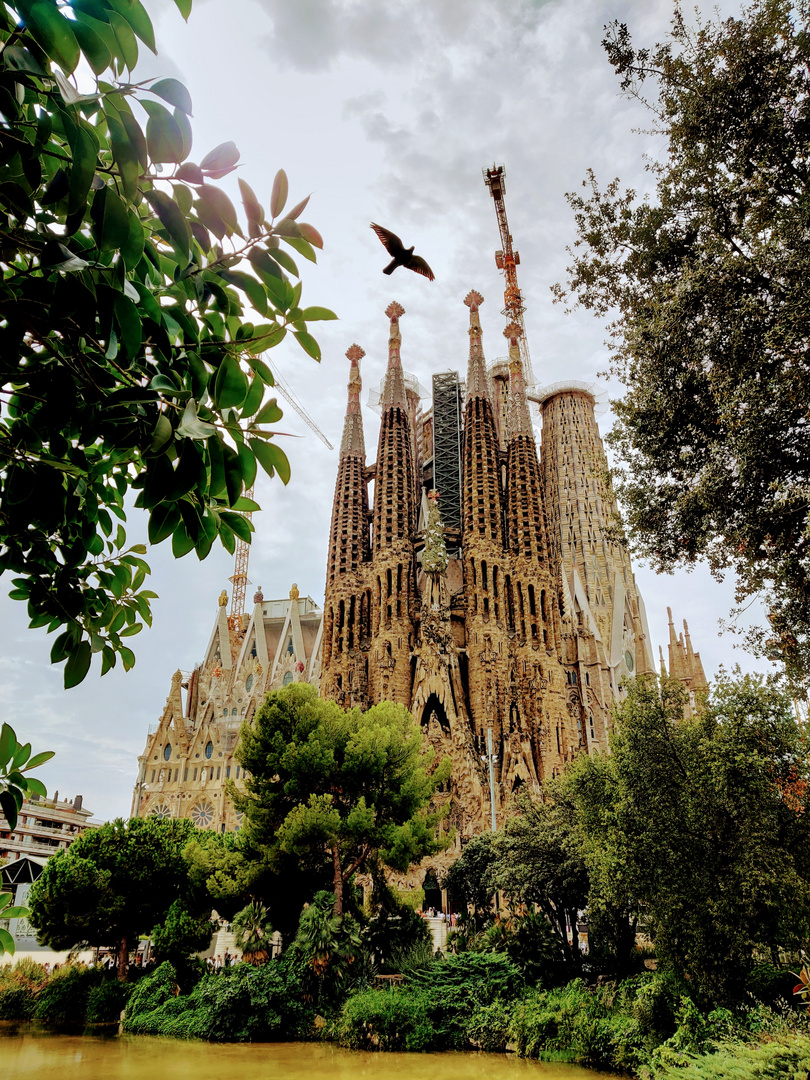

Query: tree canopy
left=0, top=0, right=334, bottom=687
left=28, top=815, right=213, bottom=977
left=232, top=683, right=451, bottom=915
left=566, top=672, right=810, bottom=1004
left=556, top=0, right=810, bottom=690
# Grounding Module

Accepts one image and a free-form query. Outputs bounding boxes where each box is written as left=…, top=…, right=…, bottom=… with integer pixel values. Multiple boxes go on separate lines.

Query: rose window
left=148, top=802, right=172, bottom=820
left=191, top=801, right=215, bottom=828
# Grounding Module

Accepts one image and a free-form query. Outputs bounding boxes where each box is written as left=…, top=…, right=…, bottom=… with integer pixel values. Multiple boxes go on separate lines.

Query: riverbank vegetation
left=6, top=673, right=810, bottom=1079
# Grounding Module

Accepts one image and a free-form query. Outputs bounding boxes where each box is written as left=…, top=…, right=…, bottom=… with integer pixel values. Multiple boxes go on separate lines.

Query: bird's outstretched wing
left=370, top=222, right=405, bottom=257
left=405, top=254, right=435, bottom=281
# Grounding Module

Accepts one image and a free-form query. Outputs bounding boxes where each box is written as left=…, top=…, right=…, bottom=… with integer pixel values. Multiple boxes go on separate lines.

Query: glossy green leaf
left=267, top=246, right=298, bottom=277
left=294, top=329, right=321, bottom=361
left=121, top=209, right=145, bottom=269
left=222, top=444, right=243, bottom=505
left=176, top=161, right=204, bottom=184
left=0, top=927, right=15, bottom=955
left=17, top=0, right=81, bottom=73
left=238, top=177, right=263, bottom=233
left=0, top=724, right=15, bottom=769
left=176, top=398, right=216, bottom=439
left=142, top=99, right=184, bottom=164
left=145, top=189, right=191, bottom=261
left=220, top=509, right=253, bottom=543
left=22, top=751, right=54, bottom=773
left=284, top=235, right=317, bottom=263
left=214, top=354, right=249, bottom=410
left=149, top=413, right=173, bottom=454
left=236, top=442, right=257, bottom=490
left=270, top=168, right=288, bottom=219
left=106, top=113, right=139, bottom=202
left=108, top=9, right=139, bottom=70
left=300, top=306, right=338, bottom=321
left=71, top=18, right=111, bottom=74
left=174, top=107, right=193, bottom=160
left=240, top=374, right=264, bottom=418
left=148, top=503, right=181, bottom=544
left=67, top=123, right=99, bottom=217
left=109, top=0, right=156, bottom=53
left=172, top=0, right=192, bottom=20
left=149, top=77, right=192, bottom=115
left=219, top=270, right=266, bottom=316
left=120, top=110, right=147, bottom=169
left=245, top=323, right=286, bottom=354
left=64, top=641, right=92, bottom=688
left=91, top=185, right=129, bottom=253
left=23, top=776, right=47, bottom=797
left=254, top=396, right=283, bottom=425
left=196, top=184, right=238, bottom=233
left=250, top=437, right=290, bottom=484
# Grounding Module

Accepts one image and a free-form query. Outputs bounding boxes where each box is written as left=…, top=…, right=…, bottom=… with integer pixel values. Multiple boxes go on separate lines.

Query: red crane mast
left=483, top=164, right=535, bottom=388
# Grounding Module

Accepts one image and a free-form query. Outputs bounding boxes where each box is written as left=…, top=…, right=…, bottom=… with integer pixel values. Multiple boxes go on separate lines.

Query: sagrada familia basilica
left=131, top=293, right=707, bottom=842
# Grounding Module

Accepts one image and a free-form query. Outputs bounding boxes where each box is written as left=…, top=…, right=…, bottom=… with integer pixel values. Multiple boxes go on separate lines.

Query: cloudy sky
left=2, top=0, right=768, bottom=823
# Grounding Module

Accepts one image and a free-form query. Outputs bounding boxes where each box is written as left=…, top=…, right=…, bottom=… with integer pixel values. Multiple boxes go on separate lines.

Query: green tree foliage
left=555, top=0, right=810, bottom=688
left=490, top=787, right=589, bottom=971
left=566, top=672, right=810, bottom=1005
left=28, top=816, right=213, bottom=978
left=0, top=0, right=335, bottom=686
left=231, top=900, right=273, bottom=965
left=233, top=684, right=450, bottom=915
left=0, top=721, right=52, bottom=830
left=440, top=831, right=496, bottom=933
left=286, top=889, right=364, bottom=1006
left=151, top=897, right=216, bottom=967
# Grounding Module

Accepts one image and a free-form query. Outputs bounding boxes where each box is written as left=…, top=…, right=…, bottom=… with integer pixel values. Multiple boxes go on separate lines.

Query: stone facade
left=131, top=587, right=323, bottom=831
left=321, top=294, right=706, bottom=866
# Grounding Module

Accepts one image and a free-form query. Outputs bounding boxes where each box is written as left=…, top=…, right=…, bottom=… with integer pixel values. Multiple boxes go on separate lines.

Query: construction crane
left=272, top=368, right=334, bottom=450
left=228, top=370, right=333, bottom=630
left=483, top=164, right=536, bottom=389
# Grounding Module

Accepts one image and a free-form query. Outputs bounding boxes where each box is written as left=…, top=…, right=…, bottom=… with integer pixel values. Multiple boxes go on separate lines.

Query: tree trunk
left=332, top=841, right=343, bottom=915
left=117, top=932, right=129, bottom=982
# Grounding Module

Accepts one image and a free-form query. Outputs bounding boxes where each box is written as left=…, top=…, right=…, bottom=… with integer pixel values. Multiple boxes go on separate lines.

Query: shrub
left=0, top=978, right=36, bottom=1019
left=86, top=979, right=131, bottom=1024
left=336, top=987, right=435, bottom=1051
left=466, top=999, right=512, bottom=1051
left=34, top=964, right=101, bottom=1025
left=124, top=959, right=307, bottom=1041
left=650, top=1033, right=810, bottom=1080
left=407, top=952, right=523, bottom=1049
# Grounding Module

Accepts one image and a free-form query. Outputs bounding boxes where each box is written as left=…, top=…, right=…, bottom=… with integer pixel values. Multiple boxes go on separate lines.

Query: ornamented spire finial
left=340, top=344, right=366, bottom=457
left=464, top=290, right=483, bottom=313
left=382, top=301, right=407, bottom=410
left=465, top=291, right=489, bottom=403
left=290, top=583, right=299, bottom=600
left=254, top=586, right=264, bottom=604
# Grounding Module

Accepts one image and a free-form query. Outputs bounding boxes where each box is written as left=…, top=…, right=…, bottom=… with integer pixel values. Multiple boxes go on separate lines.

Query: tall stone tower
left=539, top=382, right=655, bottom=748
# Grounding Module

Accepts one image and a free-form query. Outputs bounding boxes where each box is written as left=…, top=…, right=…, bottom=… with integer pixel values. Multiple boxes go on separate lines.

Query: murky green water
left=0, top=1028, right=620, bottom=1080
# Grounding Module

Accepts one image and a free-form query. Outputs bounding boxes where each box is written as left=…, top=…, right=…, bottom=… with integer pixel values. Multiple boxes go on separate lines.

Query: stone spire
left=464, top=290, right=489, bottom=402
left=422, top=490, right=448, bottom=576
left=659, top=644, right=668, bottom=677
left=340, top=344, right=366, bottom=458
left=505, top=321, right=532, bottom=439
left=382, top=301, right=407, bottom=410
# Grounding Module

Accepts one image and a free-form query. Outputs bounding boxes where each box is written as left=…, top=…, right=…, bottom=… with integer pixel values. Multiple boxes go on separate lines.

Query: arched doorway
left=422, top=869, right=442, bottom=914
left=421, top=692, right=451, bottom=735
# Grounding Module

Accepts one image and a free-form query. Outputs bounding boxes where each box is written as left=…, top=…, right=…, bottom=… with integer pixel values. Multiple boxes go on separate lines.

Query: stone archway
left=421, top=692, right=451, bottom=735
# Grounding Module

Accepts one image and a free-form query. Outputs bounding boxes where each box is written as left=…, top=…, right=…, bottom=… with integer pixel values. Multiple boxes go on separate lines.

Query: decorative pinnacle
left=340, top=343, right=366, bottom=457
left=504, top=321, right=521, bottom=345
left=465, top=291, right=489, bottom=403
left=382, top=301, right=407, bottom=410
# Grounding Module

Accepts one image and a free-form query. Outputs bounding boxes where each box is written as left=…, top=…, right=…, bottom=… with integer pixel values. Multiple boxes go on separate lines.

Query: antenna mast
left=483, top=164, right=535, bottom=388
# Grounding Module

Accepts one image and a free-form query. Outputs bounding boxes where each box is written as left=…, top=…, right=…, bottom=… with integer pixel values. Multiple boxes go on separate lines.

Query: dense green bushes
left=123, top=959, right=309, bottom=1041
left=0, top=960, right=131, bottom=1025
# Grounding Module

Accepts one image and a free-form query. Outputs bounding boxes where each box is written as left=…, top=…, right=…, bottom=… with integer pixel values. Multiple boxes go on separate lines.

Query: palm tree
left=231, top=901, right=274, bottom=965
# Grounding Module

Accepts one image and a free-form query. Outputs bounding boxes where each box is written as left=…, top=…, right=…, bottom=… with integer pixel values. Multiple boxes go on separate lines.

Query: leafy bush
left=0, top=976, right=36, bottom=1019
left=86, top=979, right=131, bottom=1024
left=649, top=1033, right=810, bottom=1080
left=407, top=952, right=523, bottom=1049
left=364, top=904, right=431, bottom=973
left=124, top=959, right=307, bottom=1041
left=336, top=987, right=435, bottom=1051
left=466, top=999, right=512, bottom=1051
left=34, top=964, right=101, bottom=1024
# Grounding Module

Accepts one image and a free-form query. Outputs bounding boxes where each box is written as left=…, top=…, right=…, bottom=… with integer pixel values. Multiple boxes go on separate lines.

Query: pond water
left=1, top=1028, right=621, bottom=1080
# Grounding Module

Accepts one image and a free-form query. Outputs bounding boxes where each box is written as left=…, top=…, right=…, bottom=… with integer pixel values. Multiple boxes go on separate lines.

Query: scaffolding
left=431, top=371, right=463, bottom=533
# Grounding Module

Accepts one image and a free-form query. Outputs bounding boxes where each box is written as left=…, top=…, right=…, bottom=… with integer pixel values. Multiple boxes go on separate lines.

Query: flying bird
left=370, top=223, right=435, bottom=281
